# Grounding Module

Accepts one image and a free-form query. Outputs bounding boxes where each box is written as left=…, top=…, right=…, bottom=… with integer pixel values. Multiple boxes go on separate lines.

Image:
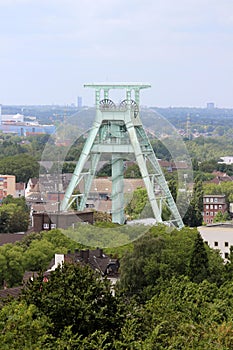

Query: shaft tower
left=60, top=83, right=184, bottom=228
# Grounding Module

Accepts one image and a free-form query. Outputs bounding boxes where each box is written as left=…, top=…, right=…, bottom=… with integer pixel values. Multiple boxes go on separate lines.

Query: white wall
left=198, top=225, right=233, bottom=260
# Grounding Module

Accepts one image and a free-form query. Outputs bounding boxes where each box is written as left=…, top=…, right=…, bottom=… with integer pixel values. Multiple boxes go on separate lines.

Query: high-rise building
left=207, top=102, right=215, bottom=109
left=77, top=96, right=82, bottom=108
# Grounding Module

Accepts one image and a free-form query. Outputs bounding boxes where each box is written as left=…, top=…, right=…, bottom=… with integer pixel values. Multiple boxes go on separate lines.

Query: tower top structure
left=84, top=82, right=151, bottom=112
left=84, top=82, right=151, bottom=90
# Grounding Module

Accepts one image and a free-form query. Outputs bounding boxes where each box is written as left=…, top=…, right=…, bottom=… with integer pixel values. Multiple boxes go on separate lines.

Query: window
left=210, top=205, right=213, bottom=209
left=214, top=205, right=218, bottom=209
left=225, top=252, right=229, bottom=259
left=225, top=242, right=229, bottom=247
left=43, top=223, right=49, bottom=229
left=210, top=198, right=214, bottom=203
left=206, top=198, right=209, bottom=203
left=206, top=205, right=209, bottom=209
left=219, top=205, right=222, bottom=209
left=214, top=241, right=218, bottom=247
left=206, top=212, right=209, bottom=215
left=214, top=198, right=218, bottom=203
left=210, top=212, right=214, bottom=216
left=206, top=219, right=209, bottom=223
left=51, top=224, right=56, bottom=229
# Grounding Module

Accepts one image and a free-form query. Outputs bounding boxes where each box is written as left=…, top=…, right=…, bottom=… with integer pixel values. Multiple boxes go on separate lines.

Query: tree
left=0, top=244, right=25, bottom=287
left=213, top=211, right=230, bottom=223
left=0, top=155, right=39, bottom=182
left=119, top=226, right=196, bottom=300
left=188, top=232, right=209, bottom=283
left=22, top=262, right=124, bottom=341
left=183, top=179, right=203, bottom=227
left=125, top=187, right=149, bottom=219
left=124, top=163, right=141, bottom=178
left=0, top=301, right=53, bottom=349
left=96, top=162, right=112, bottom=177
left=23, top=239, right=55, bottom=272
left=0, top=203, right=29, bottom=233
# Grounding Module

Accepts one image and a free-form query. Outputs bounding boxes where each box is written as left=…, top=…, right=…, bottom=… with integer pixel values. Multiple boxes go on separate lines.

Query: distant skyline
left=0, top=0, right=233, bottom=108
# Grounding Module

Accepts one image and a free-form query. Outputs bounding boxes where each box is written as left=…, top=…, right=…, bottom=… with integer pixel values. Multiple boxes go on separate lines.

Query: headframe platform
left=60, top=82, right=184, bottom=229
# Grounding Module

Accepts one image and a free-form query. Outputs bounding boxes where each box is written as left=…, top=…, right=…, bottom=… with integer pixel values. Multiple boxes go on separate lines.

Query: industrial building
left=0, top=105, right=55, bottom=136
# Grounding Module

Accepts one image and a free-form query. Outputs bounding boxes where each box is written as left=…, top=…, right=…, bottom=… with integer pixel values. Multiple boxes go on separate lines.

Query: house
left=48, top=248, right=119, bottom=278
left=209, top=171, right=233, bottom=185
left=25, top=178, right=39, bottom=197
left=32, top=210, right=94, bottom=232
left=47, top=248, right=119, bottom=295
left=218, top=156, right=233, bottom=165
left=199, top=224, right=233, bottom=261
left=203, top=194, right=228, bottom=225
left=0, top=248, right=120, bottom=301
left=15, top=182, right=25, bottom=198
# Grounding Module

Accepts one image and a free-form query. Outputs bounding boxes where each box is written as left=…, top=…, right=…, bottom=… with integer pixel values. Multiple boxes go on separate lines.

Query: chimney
left=80, top=249, right=89, bottom=263
left=96, top=247, right=103, bottom=258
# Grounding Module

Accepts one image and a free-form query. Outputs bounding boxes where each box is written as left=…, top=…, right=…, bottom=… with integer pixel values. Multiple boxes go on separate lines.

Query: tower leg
left=78, top=153, right=101, bottom=211
left=125, top=121, right=163, bottom=223
left=111, top=154, right=125, bottom=224
left=61, top=121, right=101, bottom=211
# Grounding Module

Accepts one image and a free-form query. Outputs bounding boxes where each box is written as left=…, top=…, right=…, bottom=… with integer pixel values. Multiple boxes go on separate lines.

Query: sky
left=0, top=0, right=233, bottom=107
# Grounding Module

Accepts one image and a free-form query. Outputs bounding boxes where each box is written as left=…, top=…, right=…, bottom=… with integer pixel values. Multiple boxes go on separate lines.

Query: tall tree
left=188, top=232, right=209, bottom=283
left=183, top=179, right=203, bottom=227
left=23, top=262, right=124, bottom=340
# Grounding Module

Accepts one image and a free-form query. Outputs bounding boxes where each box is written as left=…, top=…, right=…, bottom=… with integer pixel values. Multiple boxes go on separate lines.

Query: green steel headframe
left=60, top=82, right=184, bottom=228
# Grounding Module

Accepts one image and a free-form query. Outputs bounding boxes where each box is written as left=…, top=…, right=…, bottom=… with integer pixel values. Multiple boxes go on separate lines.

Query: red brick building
left=203, top=194, right=228, bottom=224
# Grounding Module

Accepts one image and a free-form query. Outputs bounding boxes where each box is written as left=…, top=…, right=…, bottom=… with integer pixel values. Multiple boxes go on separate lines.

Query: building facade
left=0, top=175, right=16, bottom=202
left=199, top=224, right=233, bottom=261
left=203, top=194, right=228, bottom=224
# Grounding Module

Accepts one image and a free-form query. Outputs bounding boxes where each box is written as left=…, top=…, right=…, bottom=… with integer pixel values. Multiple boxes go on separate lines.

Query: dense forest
left=1, top=226, right=233, bottom=348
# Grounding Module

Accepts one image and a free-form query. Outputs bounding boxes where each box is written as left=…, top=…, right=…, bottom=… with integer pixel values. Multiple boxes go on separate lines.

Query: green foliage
left=62, top=161, right=76, bottom=173
left=188, top=232, right=209, bottom=283
left=96, top=162, right=112, bottom=177
left=0, top=155, right=39, bottom=182
left=125, top=187, right=149, bottom=219
left=213, top=211, right=231, bottom=223
left=151, top=139, right=172, bottom=160
left=186, top=137, right=233, bottom=162
left=204, top=181, right=233, bottom=204
left=0, top=244, right=25, bottom=287
left=20, top=229, right=78, bottom=273
left=119, top=225, right=226, bottom=301
left=124, top=163, right=141, bottom=178
left=23, top=239, right=55, bottom=272
left=183, top=179, right=203, bottom=227
left=0, top=196, right=29, bottom=233
left=119, top=226, right=195, bottom=299
left=62, top=223, right=147, bottom=249
left=2, top=224, right=233, bottom=348
left=0, top=301, right=53, bottom=349
left=22, top=263, right=124, bottom=341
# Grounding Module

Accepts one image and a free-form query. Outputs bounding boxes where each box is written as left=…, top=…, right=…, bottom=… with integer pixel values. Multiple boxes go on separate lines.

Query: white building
left=198, top=224, right=233, bottom=260
left=218, top=156, right=233, bottom=165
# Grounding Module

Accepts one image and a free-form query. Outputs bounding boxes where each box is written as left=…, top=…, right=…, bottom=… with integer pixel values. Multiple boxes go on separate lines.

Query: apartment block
left=203, top=194, right=228, bottom=224
left=0, top=175, right=16, bottom=202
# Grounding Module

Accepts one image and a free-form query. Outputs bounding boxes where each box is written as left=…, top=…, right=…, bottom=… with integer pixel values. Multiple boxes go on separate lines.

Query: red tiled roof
left=16, top=182, right=25, bottom=191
